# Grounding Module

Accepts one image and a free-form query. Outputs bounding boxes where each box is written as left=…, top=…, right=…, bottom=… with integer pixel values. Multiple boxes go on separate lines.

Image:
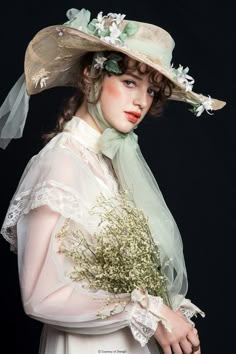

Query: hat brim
left=25, top=25, right=226, bottom=111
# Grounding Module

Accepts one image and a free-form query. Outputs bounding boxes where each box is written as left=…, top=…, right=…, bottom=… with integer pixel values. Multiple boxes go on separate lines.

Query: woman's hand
left=154, top=303, right=200, bottom=354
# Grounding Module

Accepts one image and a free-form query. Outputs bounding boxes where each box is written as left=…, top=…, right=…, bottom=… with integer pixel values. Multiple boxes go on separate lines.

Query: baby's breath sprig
left=56, top=190, right=171, bottom=313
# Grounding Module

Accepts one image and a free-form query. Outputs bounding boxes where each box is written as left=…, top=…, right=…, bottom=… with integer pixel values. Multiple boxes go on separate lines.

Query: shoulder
left=30, top=131, right=90, bottom=171
left=14, top=132, right=95, bottom=197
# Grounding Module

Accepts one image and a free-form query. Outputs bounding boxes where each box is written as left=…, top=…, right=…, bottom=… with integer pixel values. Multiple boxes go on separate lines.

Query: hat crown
left=121, top=20, right=175, bottom=67
left=64, top=9, right=174, bottom=67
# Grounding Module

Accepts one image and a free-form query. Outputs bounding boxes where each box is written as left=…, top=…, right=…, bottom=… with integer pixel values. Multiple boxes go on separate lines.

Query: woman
left=0, top=8, right=225, bottom=354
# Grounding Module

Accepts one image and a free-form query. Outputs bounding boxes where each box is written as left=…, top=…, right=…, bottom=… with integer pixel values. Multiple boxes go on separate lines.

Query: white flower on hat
left=56, top=27, right=65, bottom=37
left=95, top=21, right=105, bottom=33
left=95, top=11, right=105, bottom=33
left=194, top=96, right=214, bottom=117
left=103, top=22, right=123, bottom=46
left=110, top=22, right=122, bottom=37
left=32, top=68, right=50, bottom=89
left=97, top=11, right=104, bottom=22
left=187, top=96, right=214, bottom=116
left=172, top=64, right=195, bottom=92
left=107, top=13, right=126, bottom=24
left=94, top=56, right=107, bottom=69
left=95, top=12, right=125, bottom=35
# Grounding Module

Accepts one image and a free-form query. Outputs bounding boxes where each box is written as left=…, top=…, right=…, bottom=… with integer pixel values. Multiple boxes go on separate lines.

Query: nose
left=133, top=88, right=148, bottom=110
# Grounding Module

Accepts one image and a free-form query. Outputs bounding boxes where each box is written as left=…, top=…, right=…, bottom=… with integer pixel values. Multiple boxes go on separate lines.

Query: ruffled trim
left=129, top=288, right=171, bottom=347
left=130, top=304, right=159, bottom=347
left=1, top=180, right=85, bottom=252
left=177, top=298, right=205, bottom=326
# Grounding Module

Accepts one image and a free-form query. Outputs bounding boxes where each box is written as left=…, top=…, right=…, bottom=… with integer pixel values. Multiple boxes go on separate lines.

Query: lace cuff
left=129, top=288, right=171, bottom=347
left=177, top=298, right=205, bottom=327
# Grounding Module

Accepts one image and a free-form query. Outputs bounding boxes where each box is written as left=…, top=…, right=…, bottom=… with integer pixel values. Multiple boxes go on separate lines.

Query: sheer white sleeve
left=17, top=205, right=171, bottom=347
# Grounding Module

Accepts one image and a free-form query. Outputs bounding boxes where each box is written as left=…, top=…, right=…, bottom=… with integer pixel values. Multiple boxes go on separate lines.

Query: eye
left=147, top=87, right=158, bottom=97
left=123, top=80, right=136, bottom=87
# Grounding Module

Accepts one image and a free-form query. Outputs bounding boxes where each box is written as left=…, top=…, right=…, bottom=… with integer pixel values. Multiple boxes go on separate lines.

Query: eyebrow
left=125, top=71, right=159, bottom=89
left=125, top=72, right=143, bottom=81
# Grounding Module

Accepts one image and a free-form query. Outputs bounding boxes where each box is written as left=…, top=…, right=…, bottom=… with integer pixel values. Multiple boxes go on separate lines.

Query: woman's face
left=99, top=62, right=161, bottom=133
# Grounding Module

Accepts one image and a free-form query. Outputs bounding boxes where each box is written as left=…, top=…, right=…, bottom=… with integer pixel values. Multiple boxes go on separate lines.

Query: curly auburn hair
left=42, top=51, right=173, bottom=144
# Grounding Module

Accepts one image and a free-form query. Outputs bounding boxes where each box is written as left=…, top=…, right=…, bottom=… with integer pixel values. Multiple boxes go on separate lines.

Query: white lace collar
left=64, top=116, right=101, bottom=154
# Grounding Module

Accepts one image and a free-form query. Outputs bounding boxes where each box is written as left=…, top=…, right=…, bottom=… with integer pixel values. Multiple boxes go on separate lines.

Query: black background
left=0, top=1, right=235, bottom=353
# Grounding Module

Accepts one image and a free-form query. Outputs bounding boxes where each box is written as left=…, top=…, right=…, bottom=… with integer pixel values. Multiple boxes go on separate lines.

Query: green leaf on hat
left=123, top=22, right=139, bottom=36
left=87, top=19, right=98, bottom=34
left=98, top=29, right=110, bottom=38
left=119, top=32, right=128, bottom=42
left=104, top=59, right=122, bottom=74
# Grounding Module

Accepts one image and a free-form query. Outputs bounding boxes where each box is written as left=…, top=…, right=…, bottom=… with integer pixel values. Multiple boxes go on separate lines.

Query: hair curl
left=42, top=51, right=173, bottom=144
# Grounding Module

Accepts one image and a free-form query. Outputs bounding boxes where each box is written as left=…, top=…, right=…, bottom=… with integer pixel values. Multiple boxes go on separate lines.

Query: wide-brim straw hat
left=25, top=8, right=226, bottom=115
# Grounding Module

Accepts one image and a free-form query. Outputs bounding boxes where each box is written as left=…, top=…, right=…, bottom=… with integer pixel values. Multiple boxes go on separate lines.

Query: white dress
left=1, top=117, right=203, bottom=354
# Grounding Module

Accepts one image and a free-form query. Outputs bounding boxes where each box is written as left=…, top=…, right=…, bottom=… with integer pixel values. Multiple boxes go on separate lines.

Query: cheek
left=104, top=81, right=122, bottom=98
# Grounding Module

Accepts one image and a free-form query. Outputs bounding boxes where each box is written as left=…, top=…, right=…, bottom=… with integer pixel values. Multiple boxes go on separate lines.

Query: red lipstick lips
left=125, top=111, right=141, bottom=123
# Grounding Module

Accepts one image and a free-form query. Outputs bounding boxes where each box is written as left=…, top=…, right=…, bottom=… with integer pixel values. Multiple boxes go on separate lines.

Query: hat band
left=124, top=37, right=173, bottom=67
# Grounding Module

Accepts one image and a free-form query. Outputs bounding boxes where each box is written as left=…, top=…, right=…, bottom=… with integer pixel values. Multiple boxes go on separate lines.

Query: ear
left=83, top=67, right=90, bottom=85
left=83, top=67, right=89, bottom=76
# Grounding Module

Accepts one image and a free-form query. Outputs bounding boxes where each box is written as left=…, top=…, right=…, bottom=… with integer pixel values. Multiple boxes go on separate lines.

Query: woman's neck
left=75, top=101, right=103, bottom=133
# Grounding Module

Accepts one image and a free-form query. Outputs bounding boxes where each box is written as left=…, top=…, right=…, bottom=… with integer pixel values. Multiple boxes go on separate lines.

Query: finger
left=162, top=345, right=172, bottom=354
left=187, top=331, right=200, bottom=348
left=179, top=338, right=193, bottom=354
left=171, top=342, right=183, bottom=354
left=191, top=344, right=201, bottom=353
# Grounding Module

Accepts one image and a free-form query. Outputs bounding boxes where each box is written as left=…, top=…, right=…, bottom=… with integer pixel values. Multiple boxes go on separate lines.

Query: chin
left=114, top=123, right=136, bottom=134
left=117, top=128, right=134, bottom=134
